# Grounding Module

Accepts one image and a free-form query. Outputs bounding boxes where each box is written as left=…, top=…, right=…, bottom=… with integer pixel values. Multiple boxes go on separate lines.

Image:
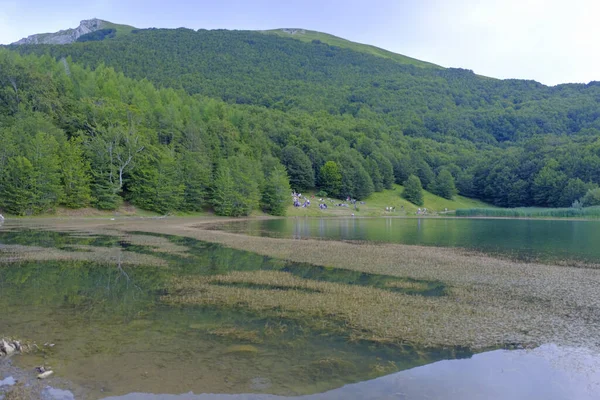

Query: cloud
left=402, top=0, right=600, bottom=84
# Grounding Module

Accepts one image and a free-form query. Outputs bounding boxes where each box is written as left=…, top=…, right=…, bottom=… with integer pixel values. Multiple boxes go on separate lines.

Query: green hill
left=2, top=23, right=600, bottom=214
left=286, top=185, right=490, bottom=217
left=262, top=28, right=440, bottom=68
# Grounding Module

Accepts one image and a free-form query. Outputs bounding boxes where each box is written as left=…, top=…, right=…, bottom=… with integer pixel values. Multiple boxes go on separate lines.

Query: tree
left=0, top=156, right=36, bottom=215
left=281, top=145, right=314, bottom=191
left=318, top=161, right=342, bottom=198
left=128, top=149, right=185, bottom=214
left=432, top=168, right=457, bottom=200
left=212, top=156, right=261, bottom=216
left=212, top=162, right=237, bottom=216
left=336, top=150, right=374, bottom=200
left=532, top=161, right=567, bottom=207
left=402, top=175, right=424, bottom=206
left=365, top=157, right=383, bottom=192
left=178, top=150, right=212, bottom=211
left=559, top=178, right=596, bottom=208
left=582, top=188, right=600, bottom=207
left=60, top=138, right=92, bottom=208
left=261, top=164, right=291, bottom=216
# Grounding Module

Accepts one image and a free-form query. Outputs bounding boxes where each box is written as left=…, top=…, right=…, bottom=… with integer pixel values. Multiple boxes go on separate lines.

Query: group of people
left=292, top=192, right=311, bottom=208
left=291, top=192, right=366, bottom=210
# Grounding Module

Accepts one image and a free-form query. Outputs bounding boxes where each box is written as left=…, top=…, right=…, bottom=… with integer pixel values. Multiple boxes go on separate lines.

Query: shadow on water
left=1, top=228, right=457, bottom=398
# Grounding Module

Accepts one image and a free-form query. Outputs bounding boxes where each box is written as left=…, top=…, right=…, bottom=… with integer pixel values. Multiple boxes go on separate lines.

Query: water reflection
left=0, top=228, right=452, bottom=398
left=101, top=344, right=600, bottom=400
left=211, top=218, right=600, bottom=263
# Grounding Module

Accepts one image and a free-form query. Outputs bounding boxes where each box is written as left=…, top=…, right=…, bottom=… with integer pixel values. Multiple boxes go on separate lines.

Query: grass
left=262, top=29, right=440, bottom=69
left=100, top=20, right=137, bottom=38
left=456, top=206, right=600, bottom=219
left=286, top=184, right=491, bottom=217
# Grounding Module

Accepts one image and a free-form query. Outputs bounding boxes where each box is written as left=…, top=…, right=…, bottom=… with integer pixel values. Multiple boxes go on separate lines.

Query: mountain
left=12, top=19, right=135, bottom=45
left=2, top=21, right=600, bottom=215
left=261, top=28, right=440, bottom=68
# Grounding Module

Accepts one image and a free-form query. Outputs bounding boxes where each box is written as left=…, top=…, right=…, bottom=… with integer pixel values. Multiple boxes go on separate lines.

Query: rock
left=1, top=339, right=15, bottom=355
left=37, top=370, right=54, bottom=379
left=12, top=19, right=106, bottom=45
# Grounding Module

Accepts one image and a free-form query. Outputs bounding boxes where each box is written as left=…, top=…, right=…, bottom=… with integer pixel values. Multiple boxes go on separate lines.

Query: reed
left=456, top=206, right=600, bottom=218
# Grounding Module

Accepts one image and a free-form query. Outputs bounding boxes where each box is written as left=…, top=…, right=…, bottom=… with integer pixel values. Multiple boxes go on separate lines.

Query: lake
left=211, top=217, right=600, bottom=263
left=1, top=219, right=599, bottom=399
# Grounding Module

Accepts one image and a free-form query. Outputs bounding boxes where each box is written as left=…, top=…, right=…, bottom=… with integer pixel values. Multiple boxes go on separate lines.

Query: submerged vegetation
left=3, top=218, right=597, bottom=355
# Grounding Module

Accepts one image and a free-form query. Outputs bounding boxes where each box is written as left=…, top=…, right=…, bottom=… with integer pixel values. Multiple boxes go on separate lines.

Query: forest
left=2, top=27, right=600, bottom=215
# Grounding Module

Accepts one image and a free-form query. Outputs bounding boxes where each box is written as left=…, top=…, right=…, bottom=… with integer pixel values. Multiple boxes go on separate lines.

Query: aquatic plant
left=456, top=206, right=600, bottom=218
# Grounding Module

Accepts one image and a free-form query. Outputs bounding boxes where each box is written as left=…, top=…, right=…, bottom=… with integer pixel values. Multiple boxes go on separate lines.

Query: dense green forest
left=2, top=27, right=600, bottom=215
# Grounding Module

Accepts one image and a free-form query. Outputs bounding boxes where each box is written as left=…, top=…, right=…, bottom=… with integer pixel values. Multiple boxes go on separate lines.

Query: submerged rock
left=37, top=370, right=54, bottom=379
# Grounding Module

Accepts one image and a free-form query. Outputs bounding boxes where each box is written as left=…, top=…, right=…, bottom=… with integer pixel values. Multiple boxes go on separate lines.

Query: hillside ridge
left=12, top=19, right=135, bottom=45
left=12, top=19, right=436, bottom=68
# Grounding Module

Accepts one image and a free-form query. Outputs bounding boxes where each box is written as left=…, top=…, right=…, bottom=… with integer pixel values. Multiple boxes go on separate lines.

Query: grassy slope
left=262, top=29, right=440, bottom=68
left=100, top=20, right=137, bottom=37
left=286, top=184, right=490, bottom=217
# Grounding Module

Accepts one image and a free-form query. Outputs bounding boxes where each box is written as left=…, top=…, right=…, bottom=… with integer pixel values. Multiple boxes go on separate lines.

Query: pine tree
left=212, top=162, right=237, bottom=216
left=366, top=157, right=383, bottom=192
left=128, top=149, right=185, bottom=214
left=60, top=138, right=92, bottom=208
left=0, top=156, right=36, bottom=215
left=432, top=169, right=457, bottom=200
left=261, top=165, right=291, bottom=216
left=318, top=161, right=342, bottom=198
left=281, top=145, right=314, bottom=191
left=402, top=175, right=424, bottom=206
left=179, top=150, right=212, bottom=211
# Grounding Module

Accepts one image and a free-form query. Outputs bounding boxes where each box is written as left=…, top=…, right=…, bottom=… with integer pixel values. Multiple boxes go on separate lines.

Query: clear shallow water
left=211, top=217, right=600, bottom=263
left=99, top=344, right=600, bottom=400
left=0, top=226, right=459, bottom=399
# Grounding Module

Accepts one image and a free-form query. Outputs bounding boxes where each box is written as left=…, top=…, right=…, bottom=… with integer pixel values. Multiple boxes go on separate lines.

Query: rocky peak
left=12, top=19, right=106, bottom=45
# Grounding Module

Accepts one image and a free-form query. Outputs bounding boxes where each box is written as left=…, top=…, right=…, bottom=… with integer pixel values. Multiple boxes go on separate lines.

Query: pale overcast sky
left=1, top=0, right=598, bottom=86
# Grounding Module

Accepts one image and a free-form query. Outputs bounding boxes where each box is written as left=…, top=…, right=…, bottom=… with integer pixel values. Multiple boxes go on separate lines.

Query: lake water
left=211, top=217, right=600, bottom=263
left=1, top=222, right=600, bottom=399
left=0, top=226, right=461, bottom=399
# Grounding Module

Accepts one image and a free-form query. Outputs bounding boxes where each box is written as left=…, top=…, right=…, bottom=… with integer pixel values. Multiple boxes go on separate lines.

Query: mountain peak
left=12, top=19, right=132, bottom=45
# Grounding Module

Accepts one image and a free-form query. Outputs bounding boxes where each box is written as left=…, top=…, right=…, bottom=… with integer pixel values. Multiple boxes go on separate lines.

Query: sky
left=1, top=0, right=598, bottom=86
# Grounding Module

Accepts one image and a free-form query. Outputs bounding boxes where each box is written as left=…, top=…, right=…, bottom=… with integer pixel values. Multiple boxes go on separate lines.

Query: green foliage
left=128, top=149, right=185, bottom=214
left=178, top=150, right=212, bottom=211
left=6, top=23, right=600, bottom=213
left=0, top=156, right=36, bottom=215
left=402, top=175, right=424, bottom=206
left=582, top=188, right=600, bottom=207
left=261, top=165, right=291, bottom=216
left=336, top=150, right=374, bottom=200
left=559, top=178, right=596, bottom=208
left=282, top=145, right=314, bottom=191
left=212, top=156, right=262, bottom=216
left=366, top=157, right=384, bottom=192
left=431, top=169, right=457, bottom=200
left=318, top=161, right=342, bottom=198
left=60, top=138, right=92, bottom=208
